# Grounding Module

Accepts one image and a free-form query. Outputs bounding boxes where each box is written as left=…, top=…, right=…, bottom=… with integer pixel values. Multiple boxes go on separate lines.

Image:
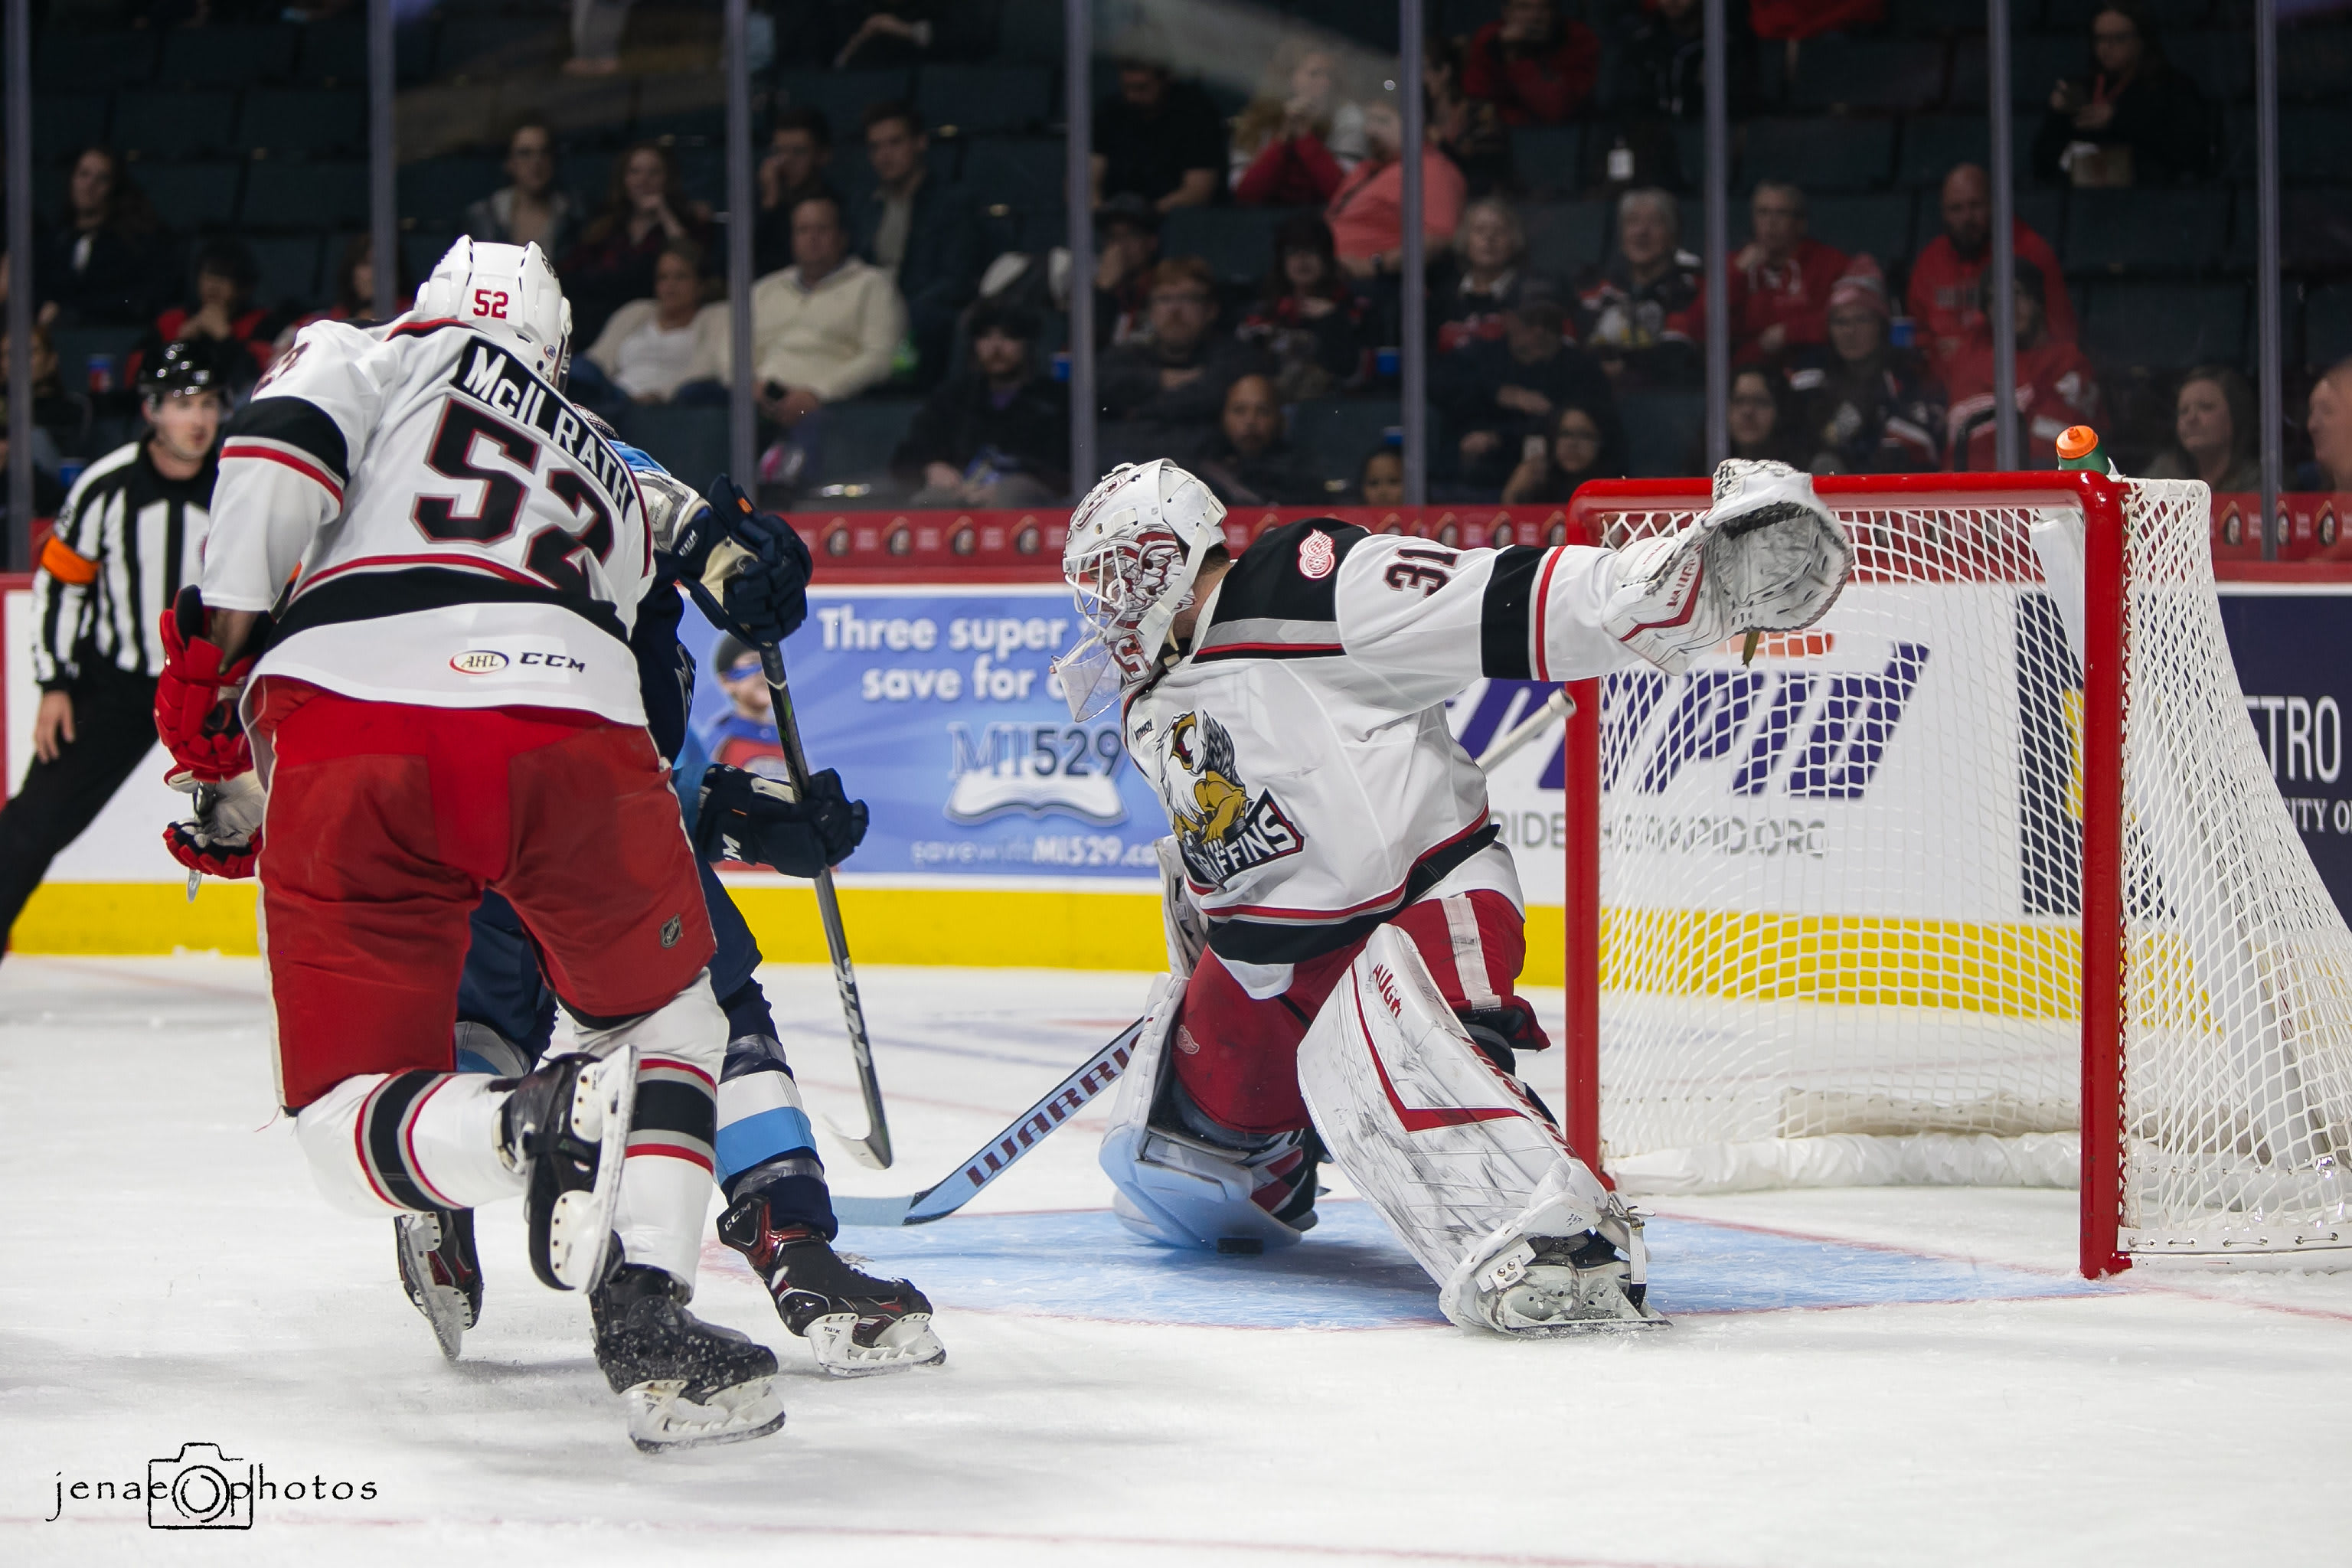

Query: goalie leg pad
left=1295, top=926, right=1658, bottom=1331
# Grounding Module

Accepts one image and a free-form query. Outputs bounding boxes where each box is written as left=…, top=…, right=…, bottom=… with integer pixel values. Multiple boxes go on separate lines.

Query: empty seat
left=247, top=235, right=322, bottom=309
left=1161, top=207, right=1297, bottom=286
left=774, top=70, right=914, bottom=145
left=620, top=406, right=731, bottom=490
left=2047, top=0, right=2211, bottom=27
left=1950, top=36, right=2084, bottom=108
left=397, top=155, right=504, bottom=228
left=157, top=24, right=299, bottom=87
left=1741, top=117, right=1896, bottom=191
left=1890, top=0, right=1989, bottom=35
left=37, top=32, right=158, bottom=91
left=1784, top=38, right=1949, bottom=113
left=2282, top=189, right=2352, bottom=274
left=2308, top=284, right=2352, bottom=374
left=817, top=400, right=923, bottom=486
left=1895, top=112, right=2041, bottom=187
left=240, top=88, right=368, bottom=156
left=1292, top=401, right=1401, bottom=490
left=245, top=160, right=367, bottom=228
left=436, top=16, right=566, bottom=79
left=34, top=95, right=111, bottom=165
left=400, top=230, right=459, bottom=296
left=2064, top=187, right=2228, bottom=273
left=1619, top=390, right=1705, bottom=479
left=50, top=325, right=146, bottom=397
left=918, top=63, right=1054, bottom=137
left=143, top=163, right=243, bottom=230
left=298, top=18, right=367, bottom=84
left=1796, top=192, right=1919, bottom=265
left=2083, top=280, right=2245, bottom=371
left=1910, top=188, right=2065, bottom=259
left=995, top=0, right=1065, bottom=64
left=114, top=93, right=238, bottom=159
left=2170, top=31, right=2252, bottom=104
left=963, top=136, right=1068, bottom=209
left=632, top=106, right=727, bottom=146
left=2280, top=26, right=2352, bottom=101
left=1524, top=201, right=1610, bottom=276
left=1510, top=126, right=1583, bottom=198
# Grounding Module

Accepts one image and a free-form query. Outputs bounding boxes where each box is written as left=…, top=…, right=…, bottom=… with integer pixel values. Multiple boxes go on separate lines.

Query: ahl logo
left=1370, top=964, right=1403, bottom=1019
left=450, top=649, right=510, bottom=674
left=1165, top=711, right=1305, bottom=887
left=1298, top=529, right=1336, bottom=580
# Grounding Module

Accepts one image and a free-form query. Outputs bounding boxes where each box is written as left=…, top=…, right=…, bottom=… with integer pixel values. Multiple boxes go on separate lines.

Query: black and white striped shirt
left=32, top=438, right=218, bottom=689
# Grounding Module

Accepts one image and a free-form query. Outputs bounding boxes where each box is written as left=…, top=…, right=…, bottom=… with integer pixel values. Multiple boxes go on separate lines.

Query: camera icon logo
left=148, top=1443, right=255, bottom=1530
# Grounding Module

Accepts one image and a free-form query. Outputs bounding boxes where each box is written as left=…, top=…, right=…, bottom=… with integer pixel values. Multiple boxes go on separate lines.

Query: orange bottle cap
left=2056, top=426, right=2100, bottom=461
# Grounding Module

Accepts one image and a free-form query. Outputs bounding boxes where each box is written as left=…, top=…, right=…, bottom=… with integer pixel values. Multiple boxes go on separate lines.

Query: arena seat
left=49, top=325, right=145, bottom=398
left=34, top=95, right=110, bottom=167
left=36, top=31, right=157, bottom=91
left=113, top=93, right=237, bottom=160
left=1889, top=0, right=1988, bottom=35
left=144, top=164, right=243, bottom=231
left=397, top=155, right=504, bottom=229
left=297, top=18, right=368, bottom=84
left=1782, top=38, right=1950, bottom=113
left=2064, top=187, right=2230, bottom=274
left=2170, top=31, right=2254, bottom=104
left=1510, top=126, right=1583, bottom=199
left=2083, top=279, right=2246, bottom=371
left=400, top=230, right=459, bottom=292
left=1522, top=201, right=1610, bottom=277
left=239, top=88, right=369, bottom=158
left=2306, top=283, right=2352, bottom=374
left=1619, top=390, right=1705, bottom=479
left=963, top=137, right=1068, bottom=210
left=435, top=15, right=565, bottom=80
left=1741, top=117, right=1897, bottom=191
left=775, top=70, right=914, bottom=144
left=1788, top=192, right=1919, bottom=266
left=247, top=236, right=324, bottom=311
left=621, top=407, right=731, bottom=492
left=2280, top=188, right=2352, bottom=273
left=245, top=160, right=368, bottom=230
left=995, top=0, right=1065, bottom=64
left=1949, top=35, right=2082, bottom=108
left=2046, top=0, right=2212, bottom=27
left=1291, top=401, right=1400, bottom=495
left=918, top=63, right=1056, bottom=137
left=1895, top=112, right=2041, bottom=188
left=157, top=24, right=299, bottom=88
left=818, top=400, right=924, bottom=486
left=1161, top=207, right=1298, bottom=287
left=1909, top=188, right=2064, bottom=260
left=2278, top=25, right=2351, bottom=101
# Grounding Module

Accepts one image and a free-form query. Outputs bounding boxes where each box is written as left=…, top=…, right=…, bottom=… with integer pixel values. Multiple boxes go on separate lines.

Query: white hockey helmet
left=416, top=237, right=574, bottom=384
left=1054, top=459, right=1228, bottom=720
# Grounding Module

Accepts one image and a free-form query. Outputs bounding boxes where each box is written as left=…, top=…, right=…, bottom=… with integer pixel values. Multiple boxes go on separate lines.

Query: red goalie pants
left=1174, top=889, right=1544, bottom=1137
left=253, top=681, right=717, bottom=1111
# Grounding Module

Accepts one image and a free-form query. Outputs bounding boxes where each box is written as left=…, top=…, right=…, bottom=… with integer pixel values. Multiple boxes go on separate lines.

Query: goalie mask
left=1054, top=460, right=1228, bottom=720
left=417, top=237, right=574, bottom=386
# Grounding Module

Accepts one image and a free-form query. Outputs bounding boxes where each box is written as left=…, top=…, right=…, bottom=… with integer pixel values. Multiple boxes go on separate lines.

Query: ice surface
left=4, top=957, right=2349, bottom=1566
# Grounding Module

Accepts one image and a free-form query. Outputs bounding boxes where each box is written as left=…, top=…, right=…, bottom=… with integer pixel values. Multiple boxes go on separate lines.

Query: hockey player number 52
left=413, top=401, right=615, bottom=593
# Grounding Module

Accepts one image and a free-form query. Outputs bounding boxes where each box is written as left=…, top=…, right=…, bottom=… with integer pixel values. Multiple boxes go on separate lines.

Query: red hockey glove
left=155, top=587, right=258, bottom=781
left=162, top=769, right=264, bottom=881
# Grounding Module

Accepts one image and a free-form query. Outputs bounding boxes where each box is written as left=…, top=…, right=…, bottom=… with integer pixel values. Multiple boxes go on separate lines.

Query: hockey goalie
left=1060, top=456, right=1854, bottom=1334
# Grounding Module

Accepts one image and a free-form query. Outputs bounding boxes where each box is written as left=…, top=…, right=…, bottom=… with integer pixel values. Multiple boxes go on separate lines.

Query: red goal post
left=1557, top=472, right=2352, bottom=1280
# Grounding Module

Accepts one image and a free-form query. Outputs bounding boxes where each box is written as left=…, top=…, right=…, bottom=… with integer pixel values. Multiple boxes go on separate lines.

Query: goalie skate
left=501, top=1049, right=635, bottom=1291
left=1456, top=1210, right=1667, bottom=1336
left=718, top=1193, right=946, bottom=1377
left=592, top=1262, right=787, bottom=1452
left=394, top=1207, right=481, bottom=1360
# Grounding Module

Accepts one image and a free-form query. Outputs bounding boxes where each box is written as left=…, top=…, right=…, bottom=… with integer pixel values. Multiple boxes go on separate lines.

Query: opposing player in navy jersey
left=1061, top=457, right=1853, bottom=1334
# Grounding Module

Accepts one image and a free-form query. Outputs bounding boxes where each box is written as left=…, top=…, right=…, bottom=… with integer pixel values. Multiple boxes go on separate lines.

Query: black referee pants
left=0, top=665, right=164, bottom=949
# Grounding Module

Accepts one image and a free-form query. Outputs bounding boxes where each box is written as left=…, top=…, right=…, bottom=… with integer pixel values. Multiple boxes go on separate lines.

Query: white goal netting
left=1581, top=479, right=2352, bottom=1258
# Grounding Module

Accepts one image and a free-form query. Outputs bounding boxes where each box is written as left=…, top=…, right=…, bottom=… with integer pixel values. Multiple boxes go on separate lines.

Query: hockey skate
left=718, top=1192, right=946, bottom=1377
left=590, top=1259, right=788, bottom=1452
left=500, top=1049, right=635, bottom=1291
left=394, top=1207, right=481, bottom=1360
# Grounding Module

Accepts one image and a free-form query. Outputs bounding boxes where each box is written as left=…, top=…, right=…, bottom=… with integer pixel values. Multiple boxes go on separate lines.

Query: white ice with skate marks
left=5, top=956, right=2351, bottom=1567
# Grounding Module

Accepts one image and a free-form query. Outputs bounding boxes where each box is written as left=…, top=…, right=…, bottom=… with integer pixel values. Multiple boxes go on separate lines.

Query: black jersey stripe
left=279, top=564, right=631, bottom=647
left=224, top=394, right=351, bottom=485
left=1206, top=519, right=1369, bottom=632
left=1478, top=545, right=1547, bottom=680
left=1204, top=821, right=1501, bottom=965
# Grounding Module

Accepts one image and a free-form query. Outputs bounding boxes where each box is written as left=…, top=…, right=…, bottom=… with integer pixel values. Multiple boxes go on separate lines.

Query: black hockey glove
left=673, top=474, right=812, bottom=648
left=694, top=763, right=867, bottom=877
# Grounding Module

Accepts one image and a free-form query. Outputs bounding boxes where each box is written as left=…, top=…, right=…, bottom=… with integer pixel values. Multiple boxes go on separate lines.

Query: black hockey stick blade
left=833, top=1016, right=1150, bottom=1227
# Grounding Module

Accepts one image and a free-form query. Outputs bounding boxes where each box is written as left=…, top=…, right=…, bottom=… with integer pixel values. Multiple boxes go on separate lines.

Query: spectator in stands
left=464, top=118, right=582, bottom=260
left=35, top=148, right=174, bottom=328
left=1614, top=0, right=1759, bottom=126
left=1434, top=198, right=1531, bottom=357
left=1091, top=61, right=1227, bottom=214
left=756, top=108, right=840, bottom=276
left=2298, top=360, right=2352, bottom=494
left=2, top=322, right=93, bottom=466
left=1231, top=42, right=1367, bottom=208
left=2034, top=2, right=2213, bottom=187
left=1462, top=0, right=1601, bottom=127
left=1328, top=103, right=1468, bottom=282
left=854, top=103, right=980, bottom=388
left=1237, top=216, right=1369, bottom=403
left=1782, top=257, right=1942, bottom=474
left=1425, top=36, right=1513, bottom=198
left=560, top=142, right=716, bottom=345
left=726, top=191, right=906, bottom=491
left=1748, top=0, right=1884, bottom=44
left=1501, top=397, right=1628, bottom=504
left=1726, top=366, right=1798, bottom=466
left=1098, top=257, right=1269, bottom=463
left=1358, top=446, right=1406, bottom=506
left=276, top=235, right=413, bottom=355
left=1093, top=195, right=1164, bottom=350
left=1906, top=165, right=2076, bottom=381
left=135, top=239, right=283, bottom=394
left=1945, top=260, right=2100, bottom=472
left=891, top=301, right=1070, bottom=506
left=580, top=239, right=727, bottom=406
left=1433, top=285, right=1616, bottom=493
left=1723, top=180, right=1847, bottom=365
left=2147, top=368, right=2262, bottom=492
left=1576, top=187, right=1703, bottom=390
left=1197, top=373, right=1324, bottom=508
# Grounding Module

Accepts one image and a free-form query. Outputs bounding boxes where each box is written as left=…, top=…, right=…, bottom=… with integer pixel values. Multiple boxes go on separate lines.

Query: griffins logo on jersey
left=1163, top=712, right=1304, bottom=887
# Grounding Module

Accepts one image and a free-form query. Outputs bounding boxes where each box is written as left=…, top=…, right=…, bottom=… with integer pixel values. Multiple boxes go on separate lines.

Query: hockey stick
left=1476, top=686, right=1573, bottom=770
left=760, top=645, right=894, bottom=1171
left=831, top=1015, right=1149, bottom=1227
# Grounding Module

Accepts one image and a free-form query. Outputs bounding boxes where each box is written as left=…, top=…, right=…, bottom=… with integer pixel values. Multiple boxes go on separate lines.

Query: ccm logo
left=1370, top=964, right=1403, bottom=1019
left=450, top=650, right=509, bottom=673
left=472, top=288, right=510, bottom=320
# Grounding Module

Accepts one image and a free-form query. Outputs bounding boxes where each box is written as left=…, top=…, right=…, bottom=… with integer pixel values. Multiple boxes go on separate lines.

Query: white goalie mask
left=416, top=237, right=574, bottom=385
left=1055, top=460, right=1228, bottom=720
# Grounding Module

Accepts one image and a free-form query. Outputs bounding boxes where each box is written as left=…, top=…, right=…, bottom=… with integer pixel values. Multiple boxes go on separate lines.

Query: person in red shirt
left=131, top=239, right=286, bottom=393
left=1712, top=181, right=1847, bottom=365
left=1327, top=103, right=1468, bottom=281
left=1748, top=0, right=1886, bottom=42
left=1905, top=164, right=2076, bottom=379
left=1944, top=260, right=2102, bottom=472
left=1462, top=0, right=1601, bottom=126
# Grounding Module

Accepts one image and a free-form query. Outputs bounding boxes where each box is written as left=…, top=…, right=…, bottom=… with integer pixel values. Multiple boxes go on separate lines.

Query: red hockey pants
left=253, top=681, right=717, bottom=1110
left=1174, top=889, right=1546, bottom=1136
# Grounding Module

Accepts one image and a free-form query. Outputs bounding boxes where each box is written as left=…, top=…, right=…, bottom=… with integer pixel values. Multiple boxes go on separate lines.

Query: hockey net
left=1559, top=474, right=2352, bottom=1272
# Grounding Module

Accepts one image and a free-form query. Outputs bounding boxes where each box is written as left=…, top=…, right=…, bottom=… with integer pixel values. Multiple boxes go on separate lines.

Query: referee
left=0, top=342, right=222, bottom=955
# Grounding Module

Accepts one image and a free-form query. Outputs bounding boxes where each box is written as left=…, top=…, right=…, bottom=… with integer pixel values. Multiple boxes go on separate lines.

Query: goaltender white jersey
left=201, top=314, right=652, bottom=724
left=1125, top=520, right=1643, bottom=965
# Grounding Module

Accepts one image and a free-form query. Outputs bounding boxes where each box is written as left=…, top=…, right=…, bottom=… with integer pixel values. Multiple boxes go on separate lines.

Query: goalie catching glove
left=1601, top=459, right=1855, bottom=675
left=694, top=764, right=867, bottom=877
left=662, top=473, right=813, bottom=649
left=155, top=586, right=263, bottom=781
left=162, top=767, right=266, bottom=880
